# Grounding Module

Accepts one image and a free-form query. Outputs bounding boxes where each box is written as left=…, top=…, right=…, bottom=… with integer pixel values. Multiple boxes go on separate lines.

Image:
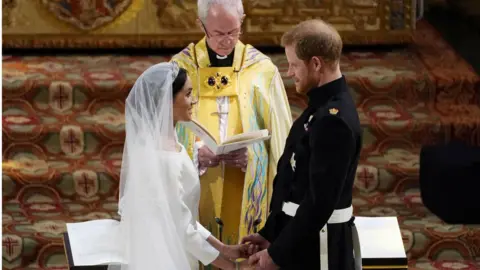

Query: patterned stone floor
left=3, top=20, right=480, bottom=269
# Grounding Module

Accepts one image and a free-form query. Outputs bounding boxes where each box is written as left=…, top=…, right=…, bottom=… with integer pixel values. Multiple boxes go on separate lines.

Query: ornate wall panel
left=3, top=0, right=417, bottom=49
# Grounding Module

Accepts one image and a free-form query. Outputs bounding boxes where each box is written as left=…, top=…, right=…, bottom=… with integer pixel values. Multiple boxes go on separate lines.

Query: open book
left=64, top=219, right=124, bottom=268
left=182, top=119, right=271, bottom=155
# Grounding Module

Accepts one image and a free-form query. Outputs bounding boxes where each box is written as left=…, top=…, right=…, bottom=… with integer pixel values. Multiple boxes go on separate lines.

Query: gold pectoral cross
left=211, top=111, right=229, bottom=117
left=212, top=102, right=229, bottom=143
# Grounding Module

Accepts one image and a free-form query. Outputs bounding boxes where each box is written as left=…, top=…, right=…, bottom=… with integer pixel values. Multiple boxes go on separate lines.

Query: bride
left=110, top=62, right=253, bottom=270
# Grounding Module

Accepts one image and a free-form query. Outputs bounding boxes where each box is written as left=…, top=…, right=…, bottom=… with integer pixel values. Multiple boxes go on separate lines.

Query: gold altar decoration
left=3, top=0, right=416, bottom=48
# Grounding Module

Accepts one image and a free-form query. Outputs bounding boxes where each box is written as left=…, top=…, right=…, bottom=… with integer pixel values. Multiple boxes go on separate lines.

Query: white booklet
left=182, top=119, right=271, bottom=155
left=65, top=219, right=125, bottom=266
left=355, top=216, right=407, bottom=263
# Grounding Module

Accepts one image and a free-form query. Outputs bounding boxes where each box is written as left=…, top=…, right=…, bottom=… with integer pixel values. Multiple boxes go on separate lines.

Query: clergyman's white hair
left=197, top=0, right=244, bottom=23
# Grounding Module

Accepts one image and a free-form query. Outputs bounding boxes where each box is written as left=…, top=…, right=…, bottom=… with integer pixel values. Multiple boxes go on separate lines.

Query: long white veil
left=109, top=62, right=191, bottom=270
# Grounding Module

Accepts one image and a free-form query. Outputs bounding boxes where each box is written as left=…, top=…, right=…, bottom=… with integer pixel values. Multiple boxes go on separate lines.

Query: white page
left=181, top=121, right=218, bottom=153
left=66, top=219, right=125, bottom=266
left=216, top=135, right=271, bottom=154
left=355, top=216, right=406, bottom=259
left=223, top=129, right=269, bottom=144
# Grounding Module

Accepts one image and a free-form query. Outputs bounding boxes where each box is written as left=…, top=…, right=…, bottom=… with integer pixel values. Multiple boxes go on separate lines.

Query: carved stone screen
left=3, top=0, right=416, bottom=49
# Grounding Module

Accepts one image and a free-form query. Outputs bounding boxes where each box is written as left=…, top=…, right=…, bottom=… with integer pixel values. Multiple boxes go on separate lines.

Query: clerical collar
left=307, top=76, right=347, bottom=107
left=206, top=43, right=234, bottom=67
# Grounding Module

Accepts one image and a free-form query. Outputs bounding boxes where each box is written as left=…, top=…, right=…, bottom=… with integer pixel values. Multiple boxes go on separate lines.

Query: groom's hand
left=241, top=233, right=270, bottom=251
left=248, top=249, right=278, bottom=270
left=198, top=145, right=220, bottom=168
left=219, top=148, right=248, bottom=169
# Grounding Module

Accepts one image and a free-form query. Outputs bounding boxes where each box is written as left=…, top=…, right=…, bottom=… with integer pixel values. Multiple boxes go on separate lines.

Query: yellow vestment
left=172, top=38, right=292, bottom=243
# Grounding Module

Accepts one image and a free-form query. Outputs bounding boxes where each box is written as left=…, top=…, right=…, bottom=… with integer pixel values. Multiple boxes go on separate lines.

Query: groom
left=241, top=19, right=363, bottom=270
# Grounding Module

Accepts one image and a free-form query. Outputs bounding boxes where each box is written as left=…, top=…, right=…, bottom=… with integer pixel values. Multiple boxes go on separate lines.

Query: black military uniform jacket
left=258, top=76, right=362, bottom=269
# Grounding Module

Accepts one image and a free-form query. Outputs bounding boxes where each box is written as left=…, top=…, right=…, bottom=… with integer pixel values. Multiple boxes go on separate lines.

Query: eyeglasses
left=200, top=21, right=242, bottom=41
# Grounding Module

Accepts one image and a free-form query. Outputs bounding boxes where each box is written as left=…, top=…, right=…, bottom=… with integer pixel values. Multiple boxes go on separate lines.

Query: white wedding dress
left=170, top=144, right=220, bottom=269
left=114, top=143, right=219, bottom=270
left=117, top=143, right=219, bottom=269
